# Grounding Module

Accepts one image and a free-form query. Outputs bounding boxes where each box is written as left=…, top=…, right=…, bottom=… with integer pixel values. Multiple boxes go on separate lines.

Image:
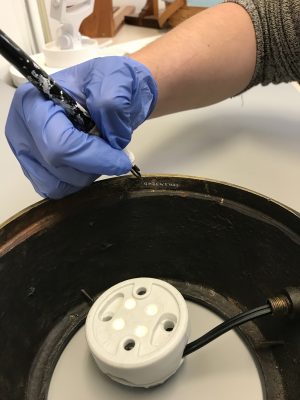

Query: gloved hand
left=5, top=56, right=158, bottom=199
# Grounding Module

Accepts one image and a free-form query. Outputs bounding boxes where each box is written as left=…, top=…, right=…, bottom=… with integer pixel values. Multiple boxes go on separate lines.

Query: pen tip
left=131, top=165, right=142, bottom=178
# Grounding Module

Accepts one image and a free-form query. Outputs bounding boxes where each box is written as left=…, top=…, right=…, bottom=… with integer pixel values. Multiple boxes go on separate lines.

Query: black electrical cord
left=183, top=304, right=272, bottom=357
left=81, top=285, right=299, bottom=360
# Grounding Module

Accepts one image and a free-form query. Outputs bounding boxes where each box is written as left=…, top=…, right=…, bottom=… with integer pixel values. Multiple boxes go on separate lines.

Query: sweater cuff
left=223, top=0, right=300, bottom=90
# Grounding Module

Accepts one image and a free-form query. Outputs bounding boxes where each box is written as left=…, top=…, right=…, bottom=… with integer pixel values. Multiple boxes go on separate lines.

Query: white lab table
left=1, top=80, right=300, bottom=226
left=131, top=82, right=300, bottom=212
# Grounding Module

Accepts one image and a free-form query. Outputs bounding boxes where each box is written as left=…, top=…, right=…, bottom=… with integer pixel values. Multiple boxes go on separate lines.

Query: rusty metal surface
left=1, top=175, right=299, bottom=257
left=0, top=175, right=300, bottom=399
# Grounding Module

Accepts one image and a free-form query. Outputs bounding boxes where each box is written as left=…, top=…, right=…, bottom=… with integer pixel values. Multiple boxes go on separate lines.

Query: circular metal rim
left=1, top=175, right=299, bottom=400
left=1, top=175, right=299, bottom=258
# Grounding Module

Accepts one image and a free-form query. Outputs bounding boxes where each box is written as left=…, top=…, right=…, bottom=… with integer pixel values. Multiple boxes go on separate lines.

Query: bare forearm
left=131, top=3, right=256, bottom=117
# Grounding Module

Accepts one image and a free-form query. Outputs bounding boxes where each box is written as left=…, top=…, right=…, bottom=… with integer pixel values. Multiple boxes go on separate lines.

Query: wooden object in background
left=80, top=0, right=135, bottom=38
left=126, top=0, right=185, bottom=29
left=125, top=0, right=161, bottom=29
left=168, top=5, right=206, bottom=27
left=158, top=0, right=185, bottom=27
left=125, top=0, right=205, bottom=29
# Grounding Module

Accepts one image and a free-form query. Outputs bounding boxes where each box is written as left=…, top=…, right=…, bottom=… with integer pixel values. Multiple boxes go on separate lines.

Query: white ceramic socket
left=86, top=278, right=190, bottom=388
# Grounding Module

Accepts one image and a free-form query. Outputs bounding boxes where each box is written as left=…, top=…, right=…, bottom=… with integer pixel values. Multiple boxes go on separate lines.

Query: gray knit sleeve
left=224, top=0, right=300, bottom=89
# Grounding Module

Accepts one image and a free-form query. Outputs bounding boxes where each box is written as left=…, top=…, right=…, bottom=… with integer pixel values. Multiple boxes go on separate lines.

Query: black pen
left=0, top=29, right=141, bottom=178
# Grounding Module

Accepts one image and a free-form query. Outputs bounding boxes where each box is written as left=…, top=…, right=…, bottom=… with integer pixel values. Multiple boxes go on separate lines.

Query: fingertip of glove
left=113, top=149, right=133, bottom=176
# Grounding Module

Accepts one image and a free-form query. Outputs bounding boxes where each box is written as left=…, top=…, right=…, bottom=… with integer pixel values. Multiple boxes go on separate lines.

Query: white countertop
left=131, top=83, right=300, bottom=211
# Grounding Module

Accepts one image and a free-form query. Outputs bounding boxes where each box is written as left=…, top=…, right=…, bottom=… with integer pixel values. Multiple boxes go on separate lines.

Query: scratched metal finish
left=0, top=29, right=94, bottom=132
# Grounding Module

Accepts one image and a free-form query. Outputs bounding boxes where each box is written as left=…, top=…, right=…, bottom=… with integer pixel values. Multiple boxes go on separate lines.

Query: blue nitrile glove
left=5, top=56, right=158, bottom=199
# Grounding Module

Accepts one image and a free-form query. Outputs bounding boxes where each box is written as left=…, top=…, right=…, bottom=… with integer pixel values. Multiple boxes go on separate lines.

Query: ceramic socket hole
left=102, top=312, right=114, bottom=322
left=163, top=320, right=175, bottom=332
left=124, top=339, right=135, bottom=351
left=98, top=293, right=124, bottom=322
left=136, top=287, right=147, bottom=296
